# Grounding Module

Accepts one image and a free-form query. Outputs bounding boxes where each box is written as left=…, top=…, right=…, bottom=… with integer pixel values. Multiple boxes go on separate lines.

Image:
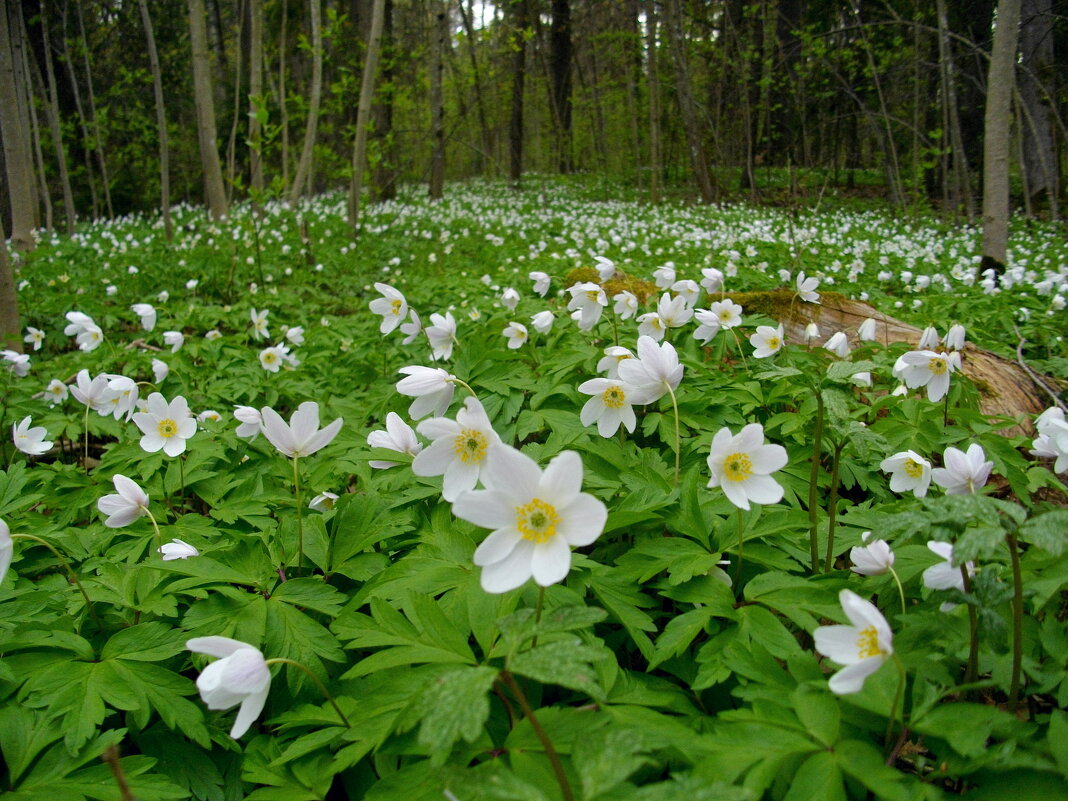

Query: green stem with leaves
left=11, top=533, right=103, bottom=629
left=291, top=456, right=304, bottom=571
left=888, top=566, right=907, bottom=617
left=807, top=389, right=825, bottom=572
left=885, top=655, right=907, bottom=751
left=264, top=658, right=350, bottom=727
left=665, top=382, right=681, bottom=487
left=500, top=671, right=574, bottom=801
left=732, top=508, right=745, bottom=588
left=823, top=441, right=845, bottom=573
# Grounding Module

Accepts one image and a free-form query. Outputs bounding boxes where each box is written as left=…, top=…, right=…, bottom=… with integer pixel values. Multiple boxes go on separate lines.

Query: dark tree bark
left=348, top=0, right=386, bottom=225
left=0, top=214, right=19, bottom=350
left=248, top=0, right=265, bottom=203
left=1018, top=0, right=1058, bottom=218
left=60, top=1, right=98, bottom=218
left=428, top=0, right=447, bottom=199
left=457, top=0, right=492, bottom=174
left=0, top=2, right=37, bottom=249
left=646, top=0, right=661, bottom=203
left=139, top=0, right=172, bottom=240
left=40, top=1, right=76, bottom=235
left=75, top=0, right=113, bottom=218
left=290, top=0, right=323, bottom=205
left=549, top=0, right=572, bottom=173
left=188, top=0, right=229, bottom=219
left=509, top=0, right=529, bottom=187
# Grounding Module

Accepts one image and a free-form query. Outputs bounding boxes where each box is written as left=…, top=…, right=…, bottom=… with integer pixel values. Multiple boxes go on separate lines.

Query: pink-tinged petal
left=452, top=489, right=517, bottom=530
left=481, top=445, right=540, bottom=497
left=748, top=444, right=787, bottom=474
left=531, top=535, right=571, bottom=586
left=814, top=625, right=862, bottom=664
left=230, top=685, right=269, bottom=738
left=473, top=526, right=523, bottom=566
left=539, top=451, right=582, bottom=508
left=557, top=494, right=607, bottom=547
left=304, top=416, right=342, bottom=455
left=479, top=539, right=535, bottom=593
left=720, top=478, right=751, bottom=510
left=416, top=417, right=459, bottom=440
left=187, top=636, right=251, bottom=658
left=741, top=474, right=784, bottom=506
left=828, top=659, right=881, bottom=695
left=412, top=437, right=457, bottom=477
left=442, top=460, right=480, bottom=502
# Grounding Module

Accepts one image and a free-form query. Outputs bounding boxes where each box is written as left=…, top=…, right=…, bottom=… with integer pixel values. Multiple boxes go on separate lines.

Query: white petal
left=230, top=685, right=269, bottom=738
left=828, top=659, right=881, bottom=695
left=479, top=539, right=535, bottom=593
left=452, top=489, right=516, bottom=530
left=482, top=445, right=540, bottom=498
left=472, top=526, right=523, bottom=566
left=741, top=474, right=784, bottom=506
left=411, top=438, right=457, bottom=477
left=539, top=451, right=582, bottom=508
left=557, top=494, right=607, bottom=547
left=531, top=536, right=571, bottom=586
left=814, top=625, right=862, bottom=664
left=187, top=636, right=252, bottom=658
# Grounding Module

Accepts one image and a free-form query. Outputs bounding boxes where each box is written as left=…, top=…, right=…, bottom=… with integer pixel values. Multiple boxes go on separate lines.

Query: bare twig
left=1012, top=324, right=1067, bottom=412
left=101, top=745, right=137, bottom=801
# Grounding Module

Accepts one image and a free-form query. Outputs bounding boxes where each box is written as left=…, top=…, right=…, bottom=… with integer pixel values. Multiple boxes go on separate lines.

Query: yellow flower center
left=390, top=298, right=403, bottom=316
left=263, top=352, right=278, bottom=364
left=724, top=453, right=753, bottom=482
left=856, top=625, right=884, bottom=659
left=903, top=458, right=924, bottom=478
left=158, top=419, right=178, bottom=438
left=616, top=354, right=631, bottom=363
left=585, top=289, right=600, bottom=302
left=454, top=429, right=488, bottom=463
left=767, top=336, right=781, bottom=350
left=928, top=357, right=948, bottom=375
left=602, top=385, right=626, bottom=409
left=516, top=498, right=561, bottom=544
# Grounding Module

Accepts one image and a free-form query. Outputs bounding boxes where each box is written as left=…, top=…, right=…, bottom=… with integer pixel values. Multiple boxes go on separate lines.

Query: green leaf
left=834, top=739, right=911, bottom=801
left=1020, top=510, right=1068, bottom=556
left=573, top=726, right=653, bottom=800
left=589, top=572, right=657, bottom=661
left=101, top=621, right=187, bottom=662
left=413, top=665, right=499, bottom=764
left=791, top=685, right=839, bottom=748
left=508, top=639, right=606, bottom=697
left=782, top=751, right=845, bottom=801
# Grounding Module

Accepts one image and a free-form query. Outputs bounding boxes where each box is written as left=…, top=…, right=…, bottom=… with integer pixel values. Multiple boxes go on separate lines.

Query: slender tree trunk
left=60, top=2, right=98, bottom=218
left=457, top=0, right=491, bottom=174
left=369, top=0, right=395, bottom=202
left=428, top=1, right=447, bottom=199
left=75, top=0, right=113, bottom=218
left=937, top=0, right=974, bottom=216
left=509, top=0, right=529, bottom=187
left=278, top=0, right=289, bottom=190
left=18, top=4, right=52, bottom=233
left=0, top=215, right=19, bottom=350
left=225, top=0, right=246, bottom=203
left=41, top=1, right=75, bottom=235
left=1018, top=0, right=1058, bottom=218
left=139, top=0, right=172, bottom=240
left=348, top=0, right=386, bottom=226
left=981, top=0, right=1022, bottom=273
left=248, top=0, right=264, bottom=205
left=0, top=3, right=37, bottom=249
left=646, top=2, right=661, bottom=203
left=549, top=0, right=572, bottom=173
left=188, top=0, right=229, bottom=219
left=663, top=0, right=715, bottom=203
left=289, top=0, right=323, bottom=206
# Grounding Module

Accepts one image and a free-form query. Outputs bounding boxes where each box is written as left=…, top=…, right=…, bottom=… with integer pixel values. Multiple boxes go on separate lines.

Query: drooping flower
left=413, top=397, right=501, bottom=502
left=617, top=336, right=683, bottom=405
left=400, top=310, right=423, bottom=345
left=260, top=401, right=343, bottom=459
left=529, top=271, right=551, bottom=297
left=370, top=283, right=408, bottom=334
left=922, top=540, right=975, bottom=610
left=578, top=378, right=637, bottom=438
left=652, top=264, right=676, bottom=289
left=707, top=423, right=788, bottom=510
left=932, top=444, right=993, bottom=495
left=700, top=267, right=724, bottom=294
left=97, top=474, right=151, bottom=528
left=234, top=406, right=262, bottom=439
left=2, top=349, right=30, bottom=377
left=880, top=450, right=932, bottom=498
left=613, top=290, right=638, bottom=320
left=670, top=279, right=701, bottom=308
left=502, top=322, right=528, bottom=349
left=152, top=359, right=169, bottom=384
left=813, top=589, right=893, bottom=695
left=500, top=287, right=520, bottom=311
left=530, top=310, right=554, bottom=334
left=892, top=350, right=960, bottom=403
left=692, top=309, right=722, bottom=344
left=285, top=326, right=305, bottom=346
left=918, top=326, right=940, bottom=350
left=749, top=324, right=784, bottom=358
left=70, top=370, right=117, bottom=414
left=132, top=393, right=197, bottom=457
left=186, top=636, right=271, bottom=739
left=823, top=331, right=850, bottom=358
left=65, top=311, right=104, bottom=351
left=159, top=539, right=199, bottom=560
left=452, top=446, right=607, bottom=593
left=593, top=256, right=617, bottom=281
left=104, top=375, right=139, bottom=421
left=367, top=412, right=422, bottom=468
left=308, top=491, right=339, bottom=511
left=396, top=365, right=456, bottom=419
left=944, top=324, right=966, bottom=351
left=12, top=416, right=52, bottom=456
left=131, top=303, right=157, bottom=332
left=567, top=283, right=608, bottom=331
left=24, top=326, right=44, bottom=351
left=857, top=317, right=878, bottom=342
left=425, top=312, right=457, bottom=361
left=849, top=532, right=895, bottom=576
left=636, top=312, right=667, bottom=342
left=796, top=272, right=820, bottom=303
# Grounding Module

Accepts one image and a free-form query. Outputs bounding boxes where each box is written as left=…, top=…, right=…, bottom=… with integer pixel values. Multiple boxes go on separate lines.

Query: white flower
left=529, top=271, right=551, bottom=297
left=851, top=371, right=873, bottom=387
left=892, top=350, right=960, bottom=402
left=0, top=518, right=11, bottom=586
left=918, top=326, right=940, bottom=350
left=813, top=590, right=893, bottom=694
left=707, top=423, right=788, bottom=510
left=636, top=312, right=667, bottom=341
left=656, top=292, right=693, bottom=328
left=2, top=350, right=30, bottom=377
left=426, top=312, right=457, bottom=361
left=309, top=492, right=339, bottom=511
left=24, top=326, right=44, bottom=351
left=205, top=329, right=222, bottom=341
left=250, top=308, right=270, bottom=340
left=593, top=256, right=617, bottom=281
left=397, top=365, right=456, bottom=419
left=880, top=450, right=931, bottom=497
left=413, top=397, right=501, bottom=502
left=578, top=378, right=637, bottom=437
left=944, top=324, right=966, bottom=351
left=796, top=272, right=820, bottom=303
left=617, top=336, right=683, bottom=405
left=12, top=416, right=52, bottom=456
left=131, top=303, right=157, bottom=332
left=160, top=539, right=199, bottom=560
left=567, top=283, right=607, bottom=331
left=260, top=401, right=343, bottom=458
left=613, top=290, right=638, bottom=320
left=97, top=474, right=150, bottom=527
left=370, top=283, right=408, bottom=334
left=500, top=287, right=520, bottom=311
left=367, top=412, right=422, bottom=468
left=285, top=326, right=305, bottom=345
left=652, top=264, right=676, bottom=289
left=850, top=532, right=895, bottom=576
left=670, top=279, right=701, bottom=308
left=104, top=375, right=139, bottom=420
left=805, top=322, right=820, bottom=341
left=597, top=346, right=634, bottom=379
left=161, top=331, right=183, bottom=353
left=70, top=370, right=117, bottom=414
left=76, top=324, right=104, bottom=352
left=857, top=318, right=878, bottom=341
left=259, top=344, right=289, bottom=372
left=709, top=299, right=743, bottom=329
left=923, top=541, right=975, bottom=610
left=503, top=322, right=528, bottom=349
left=531, top=310, right=554, bottom=334
left=700, top=267, right=724, bottom=293
left=400, top=310, right=423, bottom=345
left=234, top=406, right=262, bottom=439
left=152, top=359, right=169, bottom=384
left=186, top=636, right=271, bottom=739
left=452, top=446, right=607, bottom=593
left=749, top=324, right=784, bottom=358
left=198, top=410, right=222, bottom=423
left=132, top=393, right=197, bottom=457
left=932, top=444, right=993, bottom=495
left=157, top=290, right=170, bottom=303
left=43, top=378, right=68, bottom=405
left=823, top=331, right=850, bottom=358
left=186, top=279, right=199, bottom=291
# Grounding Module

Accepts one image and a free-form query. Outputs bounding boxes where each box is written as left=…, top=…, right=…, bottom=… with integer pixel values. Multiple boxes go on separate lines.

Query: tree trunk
left=0, top=2, right=37, bottom=250
left=18, top=3, right=52, bottom=233
left=936, top=0, right=975, bottom=217
left=646, top=1, right=661, bottom=203
left=289, top=0, right=323, bottom=206
left=248, top=0, right=264, bottom=205
left=663, top=0, right=715, bottom=203
left=60, top=1, right=98, bottom=219
left=188, top=0, right=229, bottom=219
left=40, top=1, right=76, bottom=235
left=981, top=0, right=1022, bottom=273
left=1018, top=0, right=1058, bottom=218
left=225, top=0, right=246, bottom=203
left=139, top=0, right=172, bottom=240
left=549, top=0, right=572, bottom=173
left=457, top=0, right=492, bottom=174
left=75, top=0, right=113, bottom=218
left=428, top=1, right=447, bottom=199
left=278, top=0, right=289, bottom=190
left=369, top=0, right=395, bottom=203
left=509, top=0, right=529, bottom=187
left=0, top=215, right=19, bottom=350
left=347, top=0, right=386, bottom=226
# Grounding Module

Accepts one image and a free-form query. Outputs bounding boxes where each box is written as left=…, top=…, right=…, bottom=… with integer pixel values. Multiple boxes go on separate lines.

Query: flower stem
left=265, top=658, right=350, bottom=728
left=1006, top=532, right=1024, bottom=711
left=144, top=508, right=163, bottom=555
left=500, top=671, right=574, bottom=801
left=83, top=404, right=90, bottom=472
left=888, top=566, right=907, bottom=617
left=11, top=533, right=103, bottom=630
left=664, top=382, right=681, bottom=487
left=884, top=655, right=908, bottom=753
left=823, top=441, right=844, bottom=573
left=807, top=389, right=825, bottom=572
left=732, top=508, right=744, bottom=588
left=961, top=566, right=979, bottom=687
left=449, top=377, right=478, bottom=400
left=291, top=456, right=304, bottom=572
left=178, top=454, right=186, bottom=509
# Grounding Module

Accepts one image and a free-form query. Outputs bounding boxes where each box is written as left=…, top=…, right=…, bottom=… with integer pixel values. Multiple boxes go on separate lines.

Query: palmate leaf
left=0, top=462, right=43, bottom=516
left=407, top=665, right=499, bottom=765
left=507, top=638, right=608, bottom=698
left=588, top=571, right=657, bottom=661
